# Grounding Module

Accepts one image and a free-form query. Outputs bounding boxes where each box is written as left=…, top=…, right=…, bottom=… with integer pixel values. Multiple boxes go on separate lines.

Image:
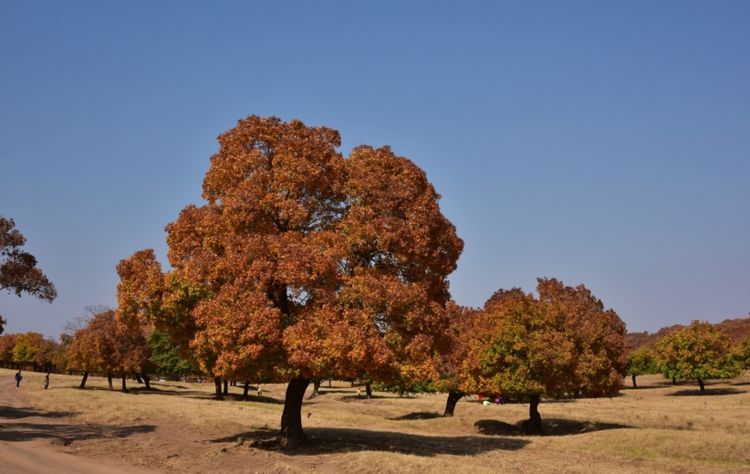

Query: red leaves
left=117, top=115, right=463, bottom=385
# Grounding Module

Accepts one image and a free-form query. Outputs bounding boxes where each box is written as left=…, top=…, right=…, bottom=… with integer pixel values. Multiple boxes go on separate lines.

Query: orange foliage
left=116, top=116, right=463, bottom=388
left=66, top=309, right=151, bottom=379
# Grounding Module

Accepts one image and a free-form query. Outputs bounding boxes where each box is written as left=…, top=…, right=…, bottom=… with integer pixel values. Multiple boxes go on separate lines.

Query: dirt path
left=0, top=376, right=157, bottom=473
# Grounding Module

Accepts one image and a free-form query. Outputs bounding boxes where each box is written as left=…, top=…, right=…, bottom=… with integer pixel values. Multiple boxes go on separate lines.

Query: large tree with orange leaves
left=460, top=278, right=626, bottom=434
left=116, top=115, right=463, bottom=446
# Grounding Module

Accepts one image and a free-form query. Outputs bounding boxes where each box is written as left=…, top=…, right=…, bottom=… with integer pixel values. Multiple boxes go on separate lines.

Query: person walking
left=44, top=373, right=50, bottom=390
left=15, top=370, right=23, bottom=388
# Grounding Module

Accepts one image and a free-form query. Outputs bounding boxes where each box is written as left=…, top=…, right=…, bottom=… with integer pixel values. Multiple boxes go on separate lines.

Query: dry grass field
left=3, top=368, right=750, bottom=473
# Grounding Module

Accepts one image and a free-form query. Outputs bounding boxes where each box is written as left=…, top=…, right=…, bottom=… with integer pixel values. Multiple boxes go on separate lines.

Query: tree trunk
left=223, top=378, right=229, bottom=396
left=213, top=376, right=223, bottom=400
left=243, top=381, right=250, bottom=401
left=524, top=394, right=544, bottom=434
left=365, top=382, right=372, bottom=399
left=121, top=373, right=128, bottom=392
left=698, top=379, right=705, bottom=393
left=135, top=373, right=143, bottom=384
left=632, top=374, right=637, bottom=389
left=307, top=379, right=320, bottom=399
left=107, top=371, right=113, bottom=391
left=672, top=376, right=677, bottom=385
left=142, top=373, right=151, bottom=390
left=280, top=377, right=310, bottom=447
left=328, top=379, right=332, bottom=388
left=443, top=391, right=465, bottom=417
left=79, top=371, right=89, bottom=389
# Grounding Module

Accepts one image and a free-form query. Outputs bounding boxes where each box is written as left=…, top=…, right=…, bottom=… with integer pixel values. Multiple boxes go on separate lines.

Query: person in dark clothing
left=44, top=373, right=50, bottom=390
left=15, top=370, right=22, bottom=388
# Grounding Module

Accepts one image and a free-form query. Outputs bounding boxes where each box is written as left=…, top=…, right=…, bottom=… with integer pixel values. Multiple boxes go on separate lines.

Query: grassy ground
left=4, top=368, right=750, bottom=473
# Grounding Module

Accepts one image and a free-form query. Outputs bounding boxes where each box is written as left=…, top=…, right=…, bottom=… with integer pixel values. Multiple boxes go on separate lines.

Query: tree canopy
left=0, top=216, right=57, bottom=333
left=460, top=278, right=627, bottom=433
left=626, top=346, right=659, bottom=388
left=656, top=320, right=742, bottom=393
left=11, top=331, right=55, bottom=370
left=66, top=309, right=152, bottom=391
left=116, top=115, right=463, bottom=445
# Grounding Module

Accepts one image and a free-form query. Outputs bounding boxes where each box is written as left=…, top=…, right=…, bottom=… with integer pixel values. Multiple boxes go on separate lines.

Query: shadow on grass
left=76, top=385, right=209, bottom=398
left=0, top=421, right=155, bottom=444
left=236, top=394, right=284, bottom=404
left=0, top=405, right=79, bottom=419
left=389, top=411, right=442, bottom=421
left=338, top=394, right=395, bottom=402
left=211, top=426, right=529, bottom=456
left=668, top=387, right=743, bottom=396
left=475, top=418, right=631, bottom=436
left=72, top=385, right=288, bottom=404
left=309, top=389, right=353, bottom=395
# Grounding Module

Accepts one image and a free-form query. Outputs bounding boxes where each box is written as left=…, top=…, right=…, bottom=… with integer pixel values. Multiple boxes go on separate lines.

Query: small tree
left=66, top=325, right=100, bottom=388
left=626, top=346, right=658, bottom=388
left=434, top=301, right=478, bottom=416
left=66, top=309, right=151, bottom=391
left=0, top=333, right=17, bottom=367
left=12, top=332, right=55, bottom=371
left=656, top=320, right=742, bottom=393
left=739, top=337, right=750, bottom=369
left=148, top=330, right=196, bottom=379
left=460, top=279, right=627, bottom=434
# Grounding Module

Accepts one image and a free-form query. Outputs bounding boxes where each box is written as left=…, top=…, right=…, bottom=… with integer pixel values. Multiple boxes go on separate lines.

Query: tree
left=148, top=330, right=196, bottom=378
left=656, top=320, right=742, bottom=393
left=0, top=217, right=57, bottom=333
left=739, top=336, right=750, bottom=370
left=66, top=309, right=152, bottom=391
left=11, top=332, right=55, bottom=371
left=434, top=301, right=478, bottom=416
left=116, top=115, right=463, bottom=446
left=460, top=279, right=627, bottom=434
left=0, top=333, right=17, bottom=367
left=50, top=333, right=73, bottom=373
left=66, top=324, right=100, bottom=388
left=626, top=346, right=658, bottom=388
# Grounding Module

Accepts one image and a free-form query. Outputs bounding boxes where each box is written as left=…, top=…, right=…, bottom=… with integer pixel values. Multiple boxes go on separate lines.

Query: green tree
left=460, top=279, right=627, bottom=434
left=12, top=332, right=55, bottom=371
left=739, top=336, right=750, bottom=370
left=626, top=346, right=659, bottom=388
left=656, top=321, right=742, bottom=393
left=148, top=330, right=195, bottom=378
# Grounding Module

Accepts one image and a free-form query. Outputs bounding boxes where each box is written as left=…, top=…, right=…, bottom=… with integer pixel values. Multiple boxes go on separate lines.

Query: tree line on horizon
left=1, top=116, right=749, bottom=445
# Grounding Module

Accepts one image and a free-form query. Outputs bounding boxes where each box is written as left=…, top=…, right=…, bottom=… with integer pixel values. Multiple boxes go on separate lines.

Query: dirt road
left=0, top=376, right=156, bottom=473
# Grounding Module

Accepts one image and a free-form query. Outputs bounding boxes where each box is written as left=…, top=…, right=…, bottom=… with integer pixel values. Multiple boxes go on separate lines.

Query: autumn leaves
left=115, top=116, right=464, bottom=444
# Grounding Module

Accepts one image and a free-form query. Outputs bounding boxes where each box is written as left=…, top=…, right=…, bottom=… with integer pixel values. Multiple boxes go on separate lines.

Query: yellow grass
left=5, top=369, right=750, bottom=473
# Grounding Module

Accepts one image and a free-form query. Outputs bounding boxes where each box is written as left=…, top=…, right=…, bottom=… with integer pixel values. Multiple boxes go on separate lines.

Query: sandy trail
left=0, top=376, right=156, bottom=473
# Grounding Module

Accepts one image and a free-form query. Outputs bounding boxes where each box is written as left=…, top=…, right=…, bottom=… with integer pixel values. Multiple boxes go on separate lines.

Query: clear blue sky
left=1, top=1, right=748, bottom=337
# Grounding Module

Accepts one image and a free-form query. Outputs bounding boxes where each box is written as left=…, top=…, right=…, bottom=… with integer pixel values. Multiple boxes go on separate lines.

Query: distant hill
left=626, top=316, right=750, bottom=351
